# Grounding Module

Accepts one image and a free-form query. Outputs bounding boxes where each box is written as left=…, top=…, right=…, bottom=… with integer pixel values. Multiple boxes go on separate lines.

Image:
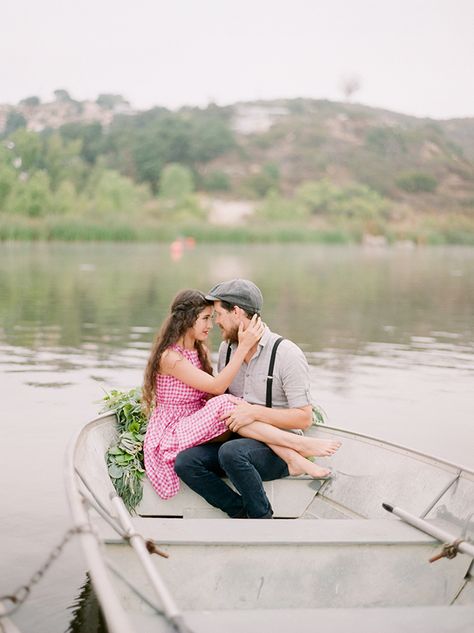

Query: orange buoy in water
left=169, top=239, right=184, bottom=261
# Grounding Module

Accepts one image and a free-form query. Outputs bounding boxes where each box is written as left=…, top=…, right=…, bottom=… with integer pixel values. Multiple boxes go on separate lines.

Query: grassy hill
left=1, top=96, right=473, bottom=243
left=203, top=99, right=474, bottom=213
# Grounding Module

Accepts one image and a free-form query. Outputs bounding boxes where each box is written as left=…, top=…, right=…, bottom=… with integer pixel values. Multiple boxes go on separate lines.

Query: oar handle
left=382, top=502, right=474, bottom=559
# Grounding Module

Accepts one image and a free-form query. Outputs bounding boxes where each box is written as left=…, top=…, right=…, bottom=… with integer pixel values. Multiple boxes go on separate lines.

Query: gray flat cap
left=206, top=278, right=263, bottom=313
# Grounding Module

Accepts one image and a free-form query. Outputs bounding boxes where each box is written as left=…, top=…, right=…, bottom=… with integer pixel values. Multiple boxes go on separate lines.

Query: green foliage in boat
left=102, top=388, right=148, bottom=512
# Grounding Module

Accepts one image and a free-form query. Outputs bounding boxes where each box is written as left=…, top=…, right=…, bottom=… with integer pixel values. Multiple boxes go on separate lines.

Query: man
left=174, top=278, right=314, bottom=519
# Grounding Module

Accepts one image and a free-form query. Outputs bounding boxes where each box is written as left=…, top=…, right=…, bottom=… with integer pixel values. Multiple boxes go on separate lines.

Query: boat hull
left=65, top=413, right=474, bottom=633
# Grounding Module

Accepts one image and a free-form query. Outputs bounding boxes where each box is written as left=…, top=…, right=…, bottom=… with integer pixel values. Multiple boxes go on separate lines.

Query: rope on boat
left=429, top=510, right=474, bottom=563
left=429, top=539, right=466, bottom=563
left=0, top=525, right=92, bottom=618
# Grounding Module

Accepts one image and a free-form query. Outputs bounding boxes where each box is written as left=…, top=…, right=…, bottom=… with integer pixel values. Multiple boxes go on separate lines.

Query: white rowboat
left=65, top=413, right=474, bottom=633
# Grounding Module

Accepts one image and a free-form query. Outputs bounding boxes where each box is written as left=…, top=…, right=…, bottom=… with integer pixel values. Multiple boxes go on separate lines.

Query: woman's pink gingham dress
left=144, top=344, right=237, bottom=499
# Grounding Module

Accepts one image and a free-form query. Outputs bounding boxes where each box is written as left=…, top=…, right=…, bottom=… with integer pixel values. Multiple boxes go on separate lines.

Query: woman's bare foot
left=287, top=453, right=331, bottom=478
left=297, top=436, right=341, bottom=458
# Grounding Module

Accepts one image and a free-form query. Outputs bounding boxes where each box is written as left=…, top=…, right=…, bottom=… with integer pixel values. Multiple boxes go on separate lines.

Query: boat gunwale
left=64, top=414, right=136, bottom=633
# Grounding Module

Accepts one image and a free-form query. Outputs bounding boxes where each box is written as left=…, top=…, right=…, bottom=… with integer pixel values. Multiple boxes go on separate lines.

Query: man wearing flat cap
left=174, top=278, right=313, bottom=518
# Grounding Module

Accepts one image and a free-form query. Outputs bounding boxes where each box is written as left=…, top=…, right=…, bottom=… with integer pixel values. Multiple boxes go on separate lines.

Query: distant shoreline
left=1, top=217, right=474, bottom=246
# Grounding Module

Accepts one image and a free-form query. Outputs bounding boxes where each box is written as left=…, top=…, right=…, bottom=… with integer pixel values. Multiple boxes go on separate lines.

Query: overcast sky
left=2, top=0, right=473, bottom=119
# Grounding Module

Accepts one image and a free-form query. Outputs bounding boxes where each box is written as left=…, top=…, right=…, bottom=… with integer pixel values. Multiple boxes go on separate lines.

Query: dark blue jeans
left=174, top=438, right=289, bottom=518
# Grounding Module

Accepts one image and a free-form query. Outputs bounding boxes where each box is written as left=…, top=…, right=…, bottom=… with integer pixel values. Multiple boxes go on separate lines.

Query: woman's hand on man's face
left=237, top=314, right=264, bottom=349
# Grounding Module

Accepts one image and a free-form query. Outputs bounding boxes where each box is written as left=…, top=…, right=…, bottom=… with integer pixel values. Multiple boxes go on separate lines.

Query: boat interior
left=70, top=413, right=474, bottom=632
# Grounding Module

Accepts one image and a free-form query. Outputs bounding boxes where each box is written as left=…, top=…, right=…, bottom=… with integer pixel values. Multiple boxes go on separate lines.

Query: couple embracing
left=142, top=279, right=341, bottom=519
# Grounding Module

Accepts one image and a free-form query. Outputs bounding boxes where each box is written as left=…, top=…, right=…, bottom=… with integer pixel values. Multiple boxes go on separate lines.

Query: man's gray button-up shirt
left=217, top=326, right=312, bottom=409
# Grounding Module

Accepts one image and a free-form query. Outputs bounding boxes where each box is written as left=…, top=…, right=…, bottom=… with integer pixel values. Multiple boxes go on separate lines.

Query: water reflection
left=2, top=243, right=473, bottom=457
left=1, top=243, right=474, bottom=633
left=1, top=242, right=473, bottom=357
left=1, top=243, right=474, bottom=400
left=67, top=577, right=108, bottom=633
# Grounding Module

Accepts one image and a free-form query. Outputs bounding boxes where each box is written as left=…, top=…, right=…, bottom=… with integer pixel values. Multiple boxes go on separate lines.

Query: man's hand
left=221, top=397, right=257, bottom=433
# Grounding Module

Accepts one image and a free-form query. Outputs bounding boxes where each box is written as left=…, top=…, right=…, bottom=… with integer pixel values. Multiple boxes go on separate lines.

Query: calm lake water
left=1, top=242, right=473, bottom=632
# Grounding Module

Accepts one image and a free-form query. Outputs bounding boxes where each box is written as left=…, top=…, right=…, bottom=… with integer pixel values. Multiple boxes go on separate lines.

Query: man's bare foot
left=287, top=453, right=331, bottom=478
left=298, top=437, right=341, bottom=458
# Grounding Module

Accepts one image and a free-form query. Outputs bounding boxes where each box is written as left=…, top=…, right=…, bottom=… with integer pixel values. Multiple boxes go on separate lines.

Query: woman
left=142, top=289, right=339, bottom=500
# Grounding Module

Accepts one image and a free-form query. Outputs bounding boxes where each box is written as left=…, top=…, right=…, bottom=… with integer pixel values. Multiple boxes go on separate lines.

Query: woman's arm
left=160, top=316, right=264, bottom=395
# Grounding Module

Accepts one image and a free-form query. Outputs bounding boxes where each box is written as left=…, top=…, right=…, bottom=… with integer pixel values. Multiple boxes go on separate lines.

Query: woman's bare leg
left=269, top=445, right=331, bottom=478
left=237, top=421, right=341, bottom=457
left=206, top=431, right=331, bottom=476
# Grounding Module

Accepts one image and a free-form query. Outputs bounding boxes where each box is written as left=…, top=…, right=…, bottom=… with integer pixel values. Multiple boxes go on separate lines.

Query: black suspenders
left=265, top=337, right=284, bottom=408
left=224, top=337, right=284, bottom=408
left=224, top=344, right=232, bottom=394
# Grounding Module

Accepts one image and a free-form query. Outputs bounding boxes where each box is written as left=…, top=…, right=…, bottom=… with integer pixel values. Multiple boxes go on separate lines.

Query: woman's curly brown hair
left=142, top=289, right=213, bottom=415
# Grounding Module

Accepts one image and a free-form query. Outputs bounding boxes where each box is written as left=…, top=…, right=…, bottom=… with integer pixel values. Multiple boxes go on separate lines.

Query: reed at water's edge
left=1, top=214, right=474, bottom=245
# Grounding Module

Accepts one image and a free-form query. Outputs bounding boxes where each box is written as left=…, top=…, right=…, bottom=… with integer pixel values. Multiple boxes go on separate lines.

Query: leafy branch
left=101, top=388, right=148, bottom=512
left=312, top=403, right=326, bottom=425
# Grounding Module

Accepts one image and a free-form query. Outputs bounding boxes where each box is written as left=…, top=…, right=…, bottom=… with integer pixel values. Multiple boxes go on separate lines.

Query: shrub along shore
left=1, top=214, right=474, bottom=245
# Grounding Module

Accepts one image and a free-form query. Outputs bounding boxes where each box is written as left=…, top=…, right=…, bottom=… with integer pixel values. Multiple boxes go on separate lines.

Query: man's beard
left=223, top=325, right=239, bottom=344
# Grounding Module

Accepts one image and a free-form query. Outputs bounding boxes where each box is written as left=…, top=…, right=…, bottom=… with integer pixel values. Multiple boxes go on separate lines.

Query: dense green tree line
left=0, top=106, right=236, bottom=221
left=57, top=106, right=235, bottom=191
left=0, top=128, right=149, bottom=218
left=0, top=111, right=388, bottom=226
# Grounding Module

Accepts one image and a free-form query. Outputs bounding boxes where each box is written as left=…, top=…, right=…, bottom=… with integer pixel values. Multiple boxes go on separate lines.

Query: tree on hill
left=96, top=94, right=130, bottom=110
left=8, top=128, right=42, bottom=171
left=59, top=122, right=105, bottom=164
left=340, top=74, right=362, bottom=102
left=3, top=112, right=27, bottom=137
left=395, top=171, right=438, bottom=193
left=158, top=163, right=206, bottom=221
left=54, top=89, right=73, bottom=102
left=296, top=179, right=388, bottom=220
left=19, top=96, right=41, bottom=107
left=111, top=110, right=235, bottom=191
left=159, top=163, right=194, bottom=199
